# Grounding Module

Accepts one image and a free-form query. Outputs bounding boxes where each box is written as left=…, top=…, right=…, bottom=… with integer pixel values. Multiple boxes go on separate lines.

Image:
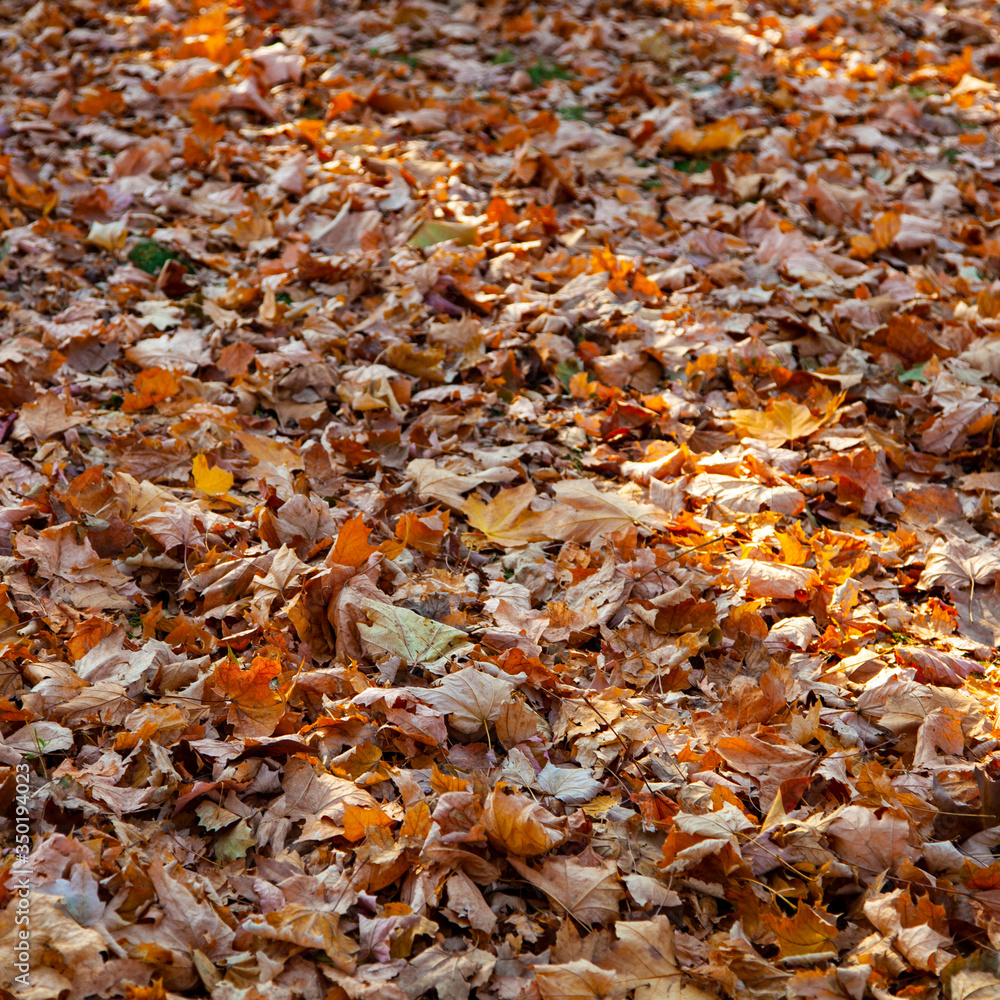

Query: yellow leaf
left=192, top=454, right=235, bottom=496
left=729, top=396, right=842, bottom=447
left=461, top=482, right=549, bottom=547
left=668, top=118, right=744, bottom=154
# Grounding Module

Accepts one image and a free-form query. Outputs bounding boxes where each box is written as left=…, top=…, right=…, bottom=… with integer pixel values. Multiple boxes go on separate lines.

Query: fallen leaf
left=509, top=854, right=624, bottom=925
left=359, top=599, right=475, bottom=671
left=485, top=784, right=569, bottom=857
left=192, top=454, right=235, bottom=497
left=606, top=916, right=718, bottom=999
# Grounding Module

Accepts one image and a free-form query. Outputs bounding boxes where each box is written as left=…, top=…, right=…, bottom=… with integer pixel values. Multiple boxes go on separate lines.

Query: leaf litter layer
left=1, top=0, right=1000, bottom=998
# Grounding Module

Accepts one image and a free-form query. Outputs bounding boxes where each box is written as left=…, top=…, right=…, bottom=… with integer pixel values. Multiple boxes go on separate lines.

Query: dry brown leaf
left=484, top=784, right=569, bottom=857
left=509, top=853, right=624, bottom=926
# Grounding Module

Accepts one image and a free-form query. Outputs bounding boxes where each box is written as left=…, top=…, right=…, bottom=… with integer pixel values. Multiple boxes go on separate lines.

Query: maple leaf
left=408, top=460, right=510, bottom=516
left=462, top=482, right=550, bottom=547
left=342, top=803, right=393, bottom=842
left=548, top=479, right=670, bottom=543
left=605, top=917, right=718, bottom=1000
left=122, top=367, right=181, bottom=412
left=395, top=944, right=496, bottom=1000
left=509, top=853, right=624, bottom=925
left=729, top=396, right=843, bottom=447
left=328, top=514, right=378, bottom=568
left=16, top=523, right=142, bottom=609
left=273, top=758, right=382, bottom=841
left=535, top=960, right=619, bottom=1000
left=192, top=453, right=235, bottom=497
left=484, top=783, right=569, bottom=856
left=823, top=806, right=919, bottom=882
left=358, top=600, right=475, bottom=671
left=536, top=763, right=603, bottom=804
left=762, top=902, right=838, bottom=961
left=413, top=667, right=518, bottom=733
left=212, top=653, right=286, bottom=738
left=14, top=1, right=1000, bottom=994
left=244, top=904, right=357, bottom=972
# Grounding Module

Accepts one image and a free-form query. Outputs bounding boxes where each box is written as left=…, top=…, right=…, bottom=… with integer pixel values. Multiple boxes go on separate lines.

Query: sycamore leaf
left=413, top=667, right=517, bottom=734
left=358, top=599, right=474, bottom=669
left=509, top=853, right=624, bottom=925
left=729, top=396, right=842, bottom=447
left=462, top=482, right=550, bottom=546
left=212, top=654, right=286, bottom=738
left=192, top=453, right=235, bottom=497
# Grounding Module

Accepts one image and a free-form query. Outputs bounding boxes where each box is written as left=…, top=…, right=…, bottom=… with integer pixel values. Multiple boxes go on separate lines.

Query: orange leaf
left=632, top=271, right=662, bottom=300
left=850, top=233, right=877, bottom=259
left=122, top=367, right=181, bottom=412
left=872, top=210, right=901, bottom=250
left=212, top=654, right=286, bottom=738
left=669, top=117, right=744, bottom=153
left=486, top=196, right=519, bottom=226
left=125, top=981, right=168, bottom=1000
left=483, top=783, right=568, bottom=856
left=762, top=902, right=838, bottom=959
left=395, top=508, right=449, bottom=553
left=329, top=91, right=356, bottom=115
left=342, top=803, right=394, bottom=842
left=329, top=515, right=378, bottom=568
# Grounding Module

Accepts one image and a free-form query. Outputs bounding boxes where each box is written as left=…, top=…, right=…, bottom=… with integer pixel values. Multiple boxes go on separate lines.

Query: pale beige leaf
left=407, top=457, right=517, bottom=509
left=411, top=667, right=517, bottom=734
left=509, top=854, right=624, bottom=926
left=729, top=559, right=819, bottom=600
left=548, top=479, right=670, bottom=543
left=535, top=960, right=619, bottom=1000
left=359, top=598, right=474, bottom=670
left=606, top=917, right=718, bottom=1000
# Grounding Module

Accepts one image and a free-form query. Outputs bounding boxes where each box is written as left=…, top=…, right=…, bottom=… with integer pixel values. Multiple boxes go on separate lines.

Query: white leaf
left=412, top=667, right=517, bottom=734
left=536, top=763, right=603, bottom=804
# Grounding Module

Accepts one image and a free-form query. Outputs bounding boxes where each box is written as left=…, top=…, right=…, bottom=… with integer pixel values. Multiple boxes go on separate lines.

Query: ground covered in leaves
left=3, top=0, right=1000, bottom=997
